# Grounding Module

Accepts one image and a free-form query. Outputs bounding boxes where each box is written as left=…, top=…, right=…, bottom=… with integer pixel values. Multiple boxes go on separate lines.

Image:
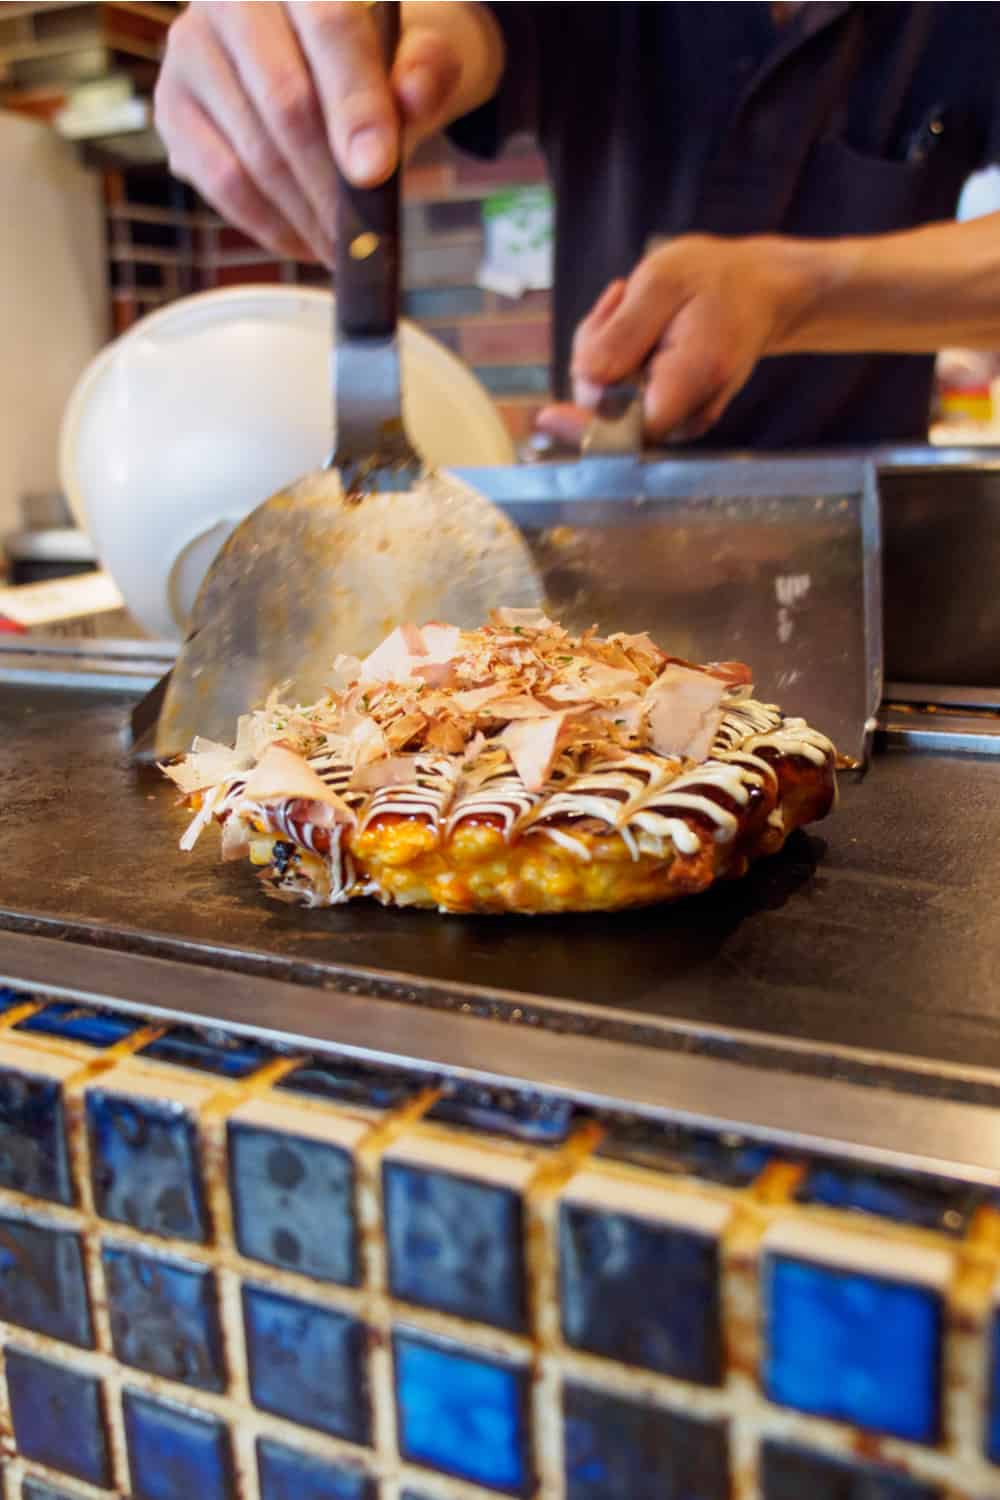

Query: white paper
left=0, top=569, right=124, bottom=626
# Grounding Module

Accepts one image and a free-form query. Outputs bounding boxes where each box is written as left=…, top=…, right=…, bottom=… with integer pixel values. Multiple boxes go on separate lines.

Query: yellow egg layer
left=255, top=818, right=724, bottom=914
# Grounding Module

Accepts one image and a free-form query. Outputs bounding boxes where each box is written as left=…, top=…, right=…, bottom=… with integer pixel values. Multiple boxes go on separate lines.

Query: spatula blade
left=154, top=466, right=544, bottom=758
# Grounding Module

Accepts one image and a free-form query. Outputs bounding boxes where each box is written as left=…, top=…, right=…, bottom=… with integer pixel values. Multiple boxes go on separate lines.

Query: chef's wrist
left=757, top=235, right=863, bottom=357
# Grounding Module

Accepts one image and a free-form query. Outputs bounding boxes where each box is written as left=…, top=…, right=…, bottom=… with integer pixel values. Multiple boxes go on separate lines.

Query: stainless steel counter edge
left=3, top=929, right=1000, bottom=1191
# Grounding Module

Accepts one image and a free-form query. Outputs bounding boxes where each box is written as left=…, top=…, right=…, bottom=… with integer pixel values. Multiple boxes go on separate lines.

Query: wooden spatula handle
left=334, top=1, right=401, bottom=342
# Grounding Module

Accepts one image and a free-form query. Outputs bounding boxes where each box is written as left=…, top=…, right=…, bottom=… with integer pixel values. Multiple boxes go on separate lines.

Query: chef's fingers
left=535, top=403, right=592, bottom=447
left=289, top=1, right=401, bottom=187
left=209, top=2, right=339, bottom=248
left=642, top=303, right=742, bottom=441
left=582, top=278, right=629, bottom=332
left=162, top=10, right=332, bottom=262
left=571, top=263, right=682, bottom=386
left=159, top=86, right=315, bottom=262
left=394, top=23, right=464, bottom=140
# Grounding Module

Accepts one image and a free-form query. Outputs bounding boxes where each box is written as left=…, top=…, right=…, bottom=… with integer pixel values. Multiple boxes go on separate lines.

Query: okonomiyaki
left=163, top=609, right=837, bottom=915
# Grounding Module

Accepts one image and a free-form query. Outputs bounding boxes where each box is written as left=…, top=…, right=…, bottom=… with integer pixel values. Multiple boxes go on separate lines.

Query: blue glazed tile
left=797, top=1164, right=977, bottom=1236
left=0, top=987, right=31, bottom=1013
left=228, top=1121, right=357, bottom=1284
left=243, top=1283, right=370, bottom=1444
left=0, top=1212, right=92, bottom=1346
left=403, top=285, right=484, bottom=319
left=23, top=1479, right=97, bottom=1500
left=5, top=1347, right=110, bottom=1487
left=139, top=1026, right=272, bottom=1078
left=86, top=1088, right=207, bottom=1242
left=278, top=1057, right=427, bottom=1111
left=104, top=1243, right=225, bottom=1391
left=765, top=1253, right=942, bottom=1442
left=563, top=1381, right=729, bottom=1500
left=597, top=1119, right=773, bottom=1187
left=0, top=1067, right=72, bottom=1204
left=474, top=363, right=550, bottom=396
left=393, top=1330, right=532, bottom=1494
left=384, top=1160, right=526, bottom=1331
left=559, top=1201, right=721, bottom=1383
left=427, top=1083, right=574, bottom=1144
left=257, top=1437, right=376, bottom=1500
left=123, top=1388, right=234, bottom=1500
left=987, top=1306, right=1000, bottom=1463
left=16, top=1002, right=143, bottom=1049
left=760, top=1440, right=941, bottom=1500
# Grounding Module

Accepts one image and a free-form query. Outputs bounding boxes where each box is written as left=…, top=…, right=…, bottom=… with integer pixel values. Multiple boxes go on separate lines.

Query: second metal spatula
left=153, top=1, right=541, bottom=759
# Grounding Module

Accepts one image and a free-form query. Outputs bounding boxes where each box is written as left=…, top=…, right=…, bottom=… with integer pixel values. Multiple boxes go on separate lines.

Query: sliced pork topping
left=644, top=665, right=727, bottom=761
left=241, top=744, right=355, bottom=822
left=500, top=713, right=569, bottom=792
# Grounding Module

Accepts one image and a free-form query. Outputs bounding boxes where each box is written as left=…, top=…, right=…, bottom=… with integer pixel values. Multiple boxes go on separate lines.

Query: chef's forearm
left=773, top=212, right=1000, bottom=354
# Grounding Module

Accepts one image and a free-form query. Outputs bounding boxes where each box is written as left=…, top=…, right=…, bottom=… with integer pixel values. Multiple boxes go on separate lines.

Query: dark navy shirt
left=450, top=3, right=1000, bottom=446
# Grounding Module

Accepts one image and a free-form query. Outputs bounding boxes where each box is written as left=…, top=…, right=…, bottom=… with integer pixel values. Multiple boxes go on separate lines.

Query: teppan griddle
left=4, top=645, right=1000, bottom=1097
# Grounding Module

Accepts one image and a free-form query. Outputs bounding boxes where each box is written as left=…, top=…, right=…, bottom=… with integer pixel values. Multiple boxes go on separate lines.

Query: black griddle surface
left=3, top=680, right=1000, bottom=1074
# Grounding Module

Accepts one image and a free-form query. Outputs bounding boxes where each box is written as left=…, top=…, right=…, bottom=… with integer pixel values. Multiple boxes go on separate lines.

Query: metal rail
left=4, top=928, right=1000, bottom=1191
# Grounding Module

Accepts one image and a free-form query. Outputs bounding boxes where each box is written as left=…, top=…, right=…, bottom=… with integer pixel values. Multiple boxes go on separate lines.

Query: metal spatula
left=151, top=1, right=541, bottom=760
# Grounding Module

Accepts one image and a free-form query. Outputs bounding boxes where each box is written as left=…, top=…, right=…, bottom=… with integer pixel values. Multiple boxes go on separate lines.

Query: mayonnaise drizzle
left=306, top=752, right=367, bottom=809
left=358, top=755, right=458, bottom=834
left=522, top=755, right=673, bottom=836
left=745, top=717, right=834, bottom=767
left=447, top=758, right=573, bottom=839
left=713, top=699, right=782, bottom=751
left=627, top=760, right=757, bottom=856
left=199, top=698, right=833, bottom=877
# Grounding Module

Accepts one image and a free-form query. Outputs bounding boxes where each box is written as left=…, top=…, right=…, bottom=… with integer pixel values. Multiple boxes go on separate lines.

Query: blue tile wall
left=393, top=1329, right=532, bottom=1495
left=16, top=1001, right=143, bottom=1049
left=987, top=1306, right=1000, bottom=1464
left=796, top=1164, right=979, bottom=1236
left=384, top=1159, right=526, bottom=1331
left=104, top=1242, right=226, bottom=1391
left=765, top=1253, right=942, bottom=1442
left=228, top=1120, right=358, bottom=1284
left=278, top=1057, right=427, bottom=1111
left=427, top=1083, right=574, bottom=1143
left=562, top=1380, right=730, bottom=1500
left=139, top=1025, right=273, bottom=1078
left=257, top=1437, right=377, bottom=1500
left=0, top=1211, right=92, bottom=1347
left=86, top=1088, right=208, bottom=1242
left=597, top=1119, right=773, bottom=1187
left=559, top=1200, right=721, bottom=1384
left=243, top=1282, right=370, bottom=1444
left=0, top=1008, right=993, bottom=1495
left=5, top=1347, right=110, bottom=1487
left=123, top=1387, right=234, bottom=1500
left=760, top=1440, right=942, bottom=1500
left=0, top=1067, right=72, bottom=1204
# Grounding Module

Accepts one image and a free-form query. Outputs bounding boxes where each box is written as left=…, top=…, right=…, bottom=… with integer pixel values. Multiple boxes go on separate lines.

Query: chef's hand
left=154, top=2, right=502, bottom=263
left=538, top=235, right=810, bottom=447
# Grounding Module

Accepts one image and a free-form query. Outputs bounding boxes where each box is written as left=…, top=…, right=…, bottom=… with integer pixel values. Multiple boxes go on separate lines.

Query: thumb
left=393, top=27, right=463, bottom=131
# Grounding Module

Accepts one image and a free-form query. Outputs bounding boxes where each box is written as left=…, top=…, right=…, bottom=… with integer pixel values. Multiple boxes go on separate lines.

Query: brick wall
left=105, top=132, right=553, bottom=447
